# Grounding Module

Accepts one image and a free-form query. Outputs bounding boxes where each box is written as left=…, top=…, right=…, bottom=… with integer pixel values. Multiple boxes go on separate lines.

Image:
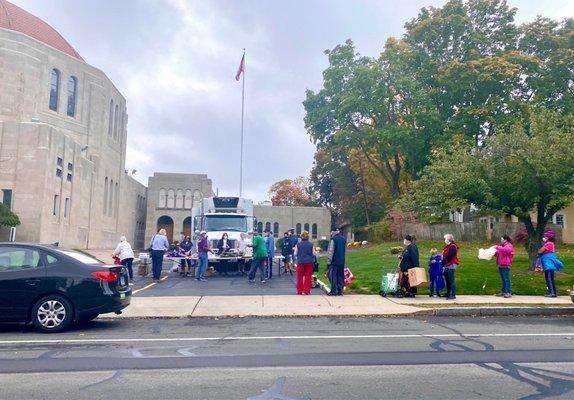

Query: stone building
left=145, top=173, right=214, bottom=243
left=253, top=204, right=332, bottom=243
left=0, top=0, right=146, bottom=249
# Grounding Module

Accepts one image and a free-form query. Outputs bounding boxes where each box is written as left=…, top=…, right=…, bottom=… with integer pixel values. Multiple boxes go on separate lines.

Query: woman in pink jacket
left=495, top=235, right=515, bottom=298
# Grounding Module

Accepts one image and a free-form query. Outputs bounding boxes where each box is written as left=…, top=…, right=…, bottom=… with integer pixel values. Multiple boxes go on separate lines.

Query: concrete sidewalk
left=100, top=294, right=573, bottom=319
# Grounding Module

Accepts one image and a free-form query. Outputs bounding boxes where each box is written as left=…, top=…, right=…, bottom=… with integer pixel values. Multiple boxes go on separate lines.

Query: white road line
left=132, top=276, right=168, bottom=295
left=0, top=332, right=573, bottom=346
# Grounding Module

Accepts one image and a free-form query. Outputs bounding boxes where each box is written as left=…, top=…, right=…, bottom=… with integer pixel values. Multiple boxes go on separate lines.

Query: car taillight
left=91, top=271, right=119, bottom=283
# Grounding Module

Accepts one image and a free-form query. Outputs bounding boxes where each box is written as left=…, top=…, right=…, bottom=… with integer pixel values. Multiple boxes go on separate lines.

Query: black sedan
left=0, top=243, right=131, bottom=332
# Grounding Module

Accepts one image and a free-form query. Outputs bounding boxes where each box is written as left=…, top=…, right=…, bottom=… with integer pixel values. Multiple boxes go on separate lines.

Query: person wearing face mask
left=397, top=234, right=419, bottom=298
left=538, top=230, right=564, bottom=298
left=495, top=235, right=515, bottom=298
left=442, top=234, right=459, bottom=300
left=217, top=233, right=232, bottom=276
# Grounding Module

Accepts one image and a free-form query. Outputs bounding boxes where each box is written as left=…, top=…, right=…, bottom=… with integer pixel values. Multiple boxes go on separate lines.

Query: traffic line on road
left=1, top=332, right=573, bottom=346
left=132, top=276, right=168, bottom=295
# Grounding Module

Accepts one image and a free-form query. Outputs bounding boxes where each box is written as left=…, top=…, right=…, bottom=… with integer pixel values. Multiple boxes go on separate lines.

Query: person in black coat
left=217, top=233, right=232, bottom=276
left=397, top=234, right=419, bottom=298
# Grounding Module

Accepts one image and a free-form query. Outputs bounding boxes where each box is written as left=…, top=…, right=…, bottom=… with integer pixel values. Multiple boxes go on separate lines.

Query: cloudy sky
left=12, top=0, right=574, bottom=202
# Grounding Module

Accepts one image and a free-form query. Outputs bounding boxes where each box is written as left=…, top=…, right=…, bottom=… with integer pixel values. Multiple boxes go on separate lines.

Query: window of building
left=108, top=100, right=114, bottom=137
left=115, top=182, right=119, bottom=217
left=176, top=189, right=184, bottom=209
left=56, top=168, right=63, bottom=178
left=57, top=157, right=63, bottom=167
left=304, top=223, right=310, bottom=233
left=159, top=189, right=167, bottom=208
left=555, top=214, right=565, bottom=228
left=257, top=222, right=263, bottom=234
left=273, top=222, right=279, bottom=238
left=67, top=76, right=77, bottom=117
left=265, top=222, right=271, bottom=233
left=66, top=173, right=72, bottom=182
left=104, top=177, right=108, bottom=215
left=53, top=195, right=60, bottom=216
left=184, top=190, right=192, bottom=209
left=67, top=162, right=73, bottom=171
left=296, top=223, right=302, bottom=236
left=167, top=189, right=175, bottom=209
left=64, top=198, right=70, bottom=218
left=108, top=179, right=114, bottom=215
left=113, top=104, right=119, bottom=140
left=2, top=189, right=12, bottom=210
left=49, top=69, right=60, bottom=111
left=312, top=223, right=318, bottom=239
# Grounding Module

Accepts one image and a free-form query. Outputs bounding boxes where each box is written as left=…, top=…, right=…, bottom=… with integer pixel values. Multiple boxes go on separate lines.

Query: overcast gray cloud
left=11, top=0, right=574, bottom=202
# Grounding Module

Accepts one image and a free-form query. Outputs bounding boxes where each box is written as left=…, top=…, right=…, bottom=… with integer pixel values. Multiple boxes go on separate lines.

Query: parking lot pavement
left=132, top=259, right=322, bottom=297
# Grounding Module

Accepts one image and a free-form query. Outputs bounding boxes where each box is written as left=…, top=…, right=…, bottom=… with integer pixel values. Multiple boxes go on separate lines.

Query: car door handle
left=25, top=279, right=41, bottom=286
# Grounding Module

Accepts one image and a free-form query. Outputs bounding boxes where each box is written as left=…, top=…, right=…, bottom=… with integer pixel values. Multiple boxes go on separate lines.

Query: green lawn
left=317, top=241, right=574, bottom=296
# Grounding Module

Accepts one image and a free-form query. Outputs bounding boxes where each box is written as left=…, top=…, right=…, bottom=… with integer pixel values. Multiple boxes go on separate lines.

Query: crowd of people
left=396, top=230, right=564, bottom=299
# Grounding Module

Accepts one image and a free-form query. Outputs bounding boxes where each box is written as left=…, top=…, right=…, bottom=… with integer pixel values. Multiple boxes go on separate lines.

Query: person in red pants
left=294, top=231, right=317, bottom=295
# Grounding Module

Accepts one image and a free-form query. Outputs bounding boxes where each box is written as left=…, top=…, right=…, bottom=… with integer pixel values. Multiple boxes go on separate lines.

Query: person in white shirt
left=112, top=236, right=135, bottom=283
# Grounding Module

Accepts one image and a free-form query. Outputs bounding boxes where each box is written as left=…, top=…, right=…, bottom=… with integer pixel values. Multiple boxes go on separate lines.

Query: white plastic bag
left=478, top=246, right=497, bottom=260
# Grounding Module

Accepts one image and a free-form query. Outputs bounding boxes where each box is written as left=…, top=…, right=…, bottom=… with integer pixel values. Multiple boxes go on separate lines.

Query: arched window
left=108, top=179, right=114, bottom=215
left=273, top=222, right=279, bottom=238
left=49, top=69, right=60, bottom=111
left=265, top=222, right=271, bottom=232
left=175, top=189, right=184, bottom=208
left=114, top=182, right=119, bottom=217
left=159, top=188, right=167, bottom=208
left=304, top=223, right=310, bottom=233
left=296, top=223, right=302, bottom=236
left=193, top=190, right=203, bottom=208
left=257, top=222, right=263, bottom=234
left=113, top=104, right=119, bottom=140
left=167, top=189, right=175, bottom=208
left=184, top=190, right=192, bottom=209
left=108, top=100, right=114, bottom=136
left=67, top=76, right=77, bottom=117
left=312, top=223, right=318, bottom=239
left=103, top=177, right=108, bottom=215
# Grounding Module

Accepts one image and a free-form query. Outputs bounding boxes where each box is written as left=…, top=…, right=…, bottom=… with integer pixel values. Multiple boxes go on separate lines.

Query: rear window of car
left=55, top=250, right=103, bottom=265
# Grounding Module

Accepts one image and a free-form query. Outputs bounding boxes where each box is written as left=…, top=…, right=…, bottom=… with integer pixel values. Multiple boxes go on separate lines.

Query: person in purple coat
left=428, top=248, right=444, bottom=297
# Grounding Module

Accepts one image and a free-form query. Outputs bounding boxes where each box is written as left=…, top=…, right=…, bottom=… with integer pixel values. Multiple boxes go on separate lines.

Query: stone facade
left=253, top=205, right=332, bottom=243
left=145, top=173, right=213, bottom=244
left=0, top=25, right=146, bottom=249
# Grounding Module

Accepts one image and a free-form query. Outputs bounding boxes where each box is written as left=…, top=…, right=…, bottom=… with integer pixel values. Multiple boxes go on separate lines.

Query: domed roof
left=0, top=0, right=84, bottom=61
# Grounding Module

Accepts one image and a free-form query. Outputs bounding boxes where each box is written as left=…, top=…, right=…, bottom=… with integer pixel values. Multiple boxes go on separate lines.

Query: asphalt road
left=0, top=316, right=573, bottom=399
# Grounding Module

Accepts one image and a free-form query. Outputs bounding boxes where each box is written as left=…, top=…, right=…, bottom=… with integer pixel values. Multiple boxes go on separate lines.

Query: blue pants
left=498, top=267, right=512, bottom=294
left=429, top=267, right=444, bottom=295
left=196, top=252, right=208, bottom=279
left=151, top=250, right=164, bottom=280
left=329, top=264, right=345, bottom=295
left=544, top=270, right=556, bottom=296
left=443, top=268, right=456, bottom=298
left=121, top=257, right=134, bottom=280
left=267, top=255, right=274, bottom=278
left=249, top=257, right=266, bottom=281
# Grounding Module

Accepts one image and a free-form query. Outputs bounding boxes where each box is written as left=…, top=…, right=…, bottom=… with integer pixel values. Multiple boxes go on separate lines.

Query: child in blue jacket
left=428, top=248, right=445, bottom=297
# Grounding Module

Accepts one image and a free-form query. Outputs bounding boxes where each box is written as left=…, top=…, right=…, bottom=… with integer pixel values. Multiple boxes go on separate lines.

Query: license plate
left=120, top=293, right=125, bottom=299
left=120, top=277, right=126, bottom=286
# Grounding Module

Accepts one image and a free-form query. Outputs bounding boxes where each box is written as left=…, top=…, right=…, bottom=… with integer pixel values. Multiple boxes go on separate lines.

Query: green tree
left=403, top=110, right=574, bottom=267
left=0, top=203, right=20, bottom=227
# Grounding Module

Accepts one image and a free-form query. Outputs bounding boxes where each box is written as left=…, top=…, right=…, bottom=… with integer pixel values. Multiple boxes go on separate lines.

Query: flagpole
left=239, top=49, right=245, bottom=197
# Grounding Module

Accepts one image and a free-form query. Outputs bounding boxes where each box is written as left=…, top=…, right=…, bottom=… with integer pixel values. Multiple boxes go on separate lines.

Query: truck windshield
left=204, top=215, right=247, bottom=232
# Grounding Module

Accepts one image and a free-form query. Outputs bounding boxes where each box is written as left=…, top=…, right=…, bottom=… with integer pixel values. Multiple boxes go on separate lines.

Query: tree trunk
left=522, top=216, right=547, bottom=270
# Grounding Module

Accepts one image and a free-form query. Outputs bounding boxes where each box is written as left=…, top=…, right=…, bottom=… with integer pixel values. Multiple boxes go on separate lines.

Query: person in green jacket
left=248, top=231, right=267, bottom=283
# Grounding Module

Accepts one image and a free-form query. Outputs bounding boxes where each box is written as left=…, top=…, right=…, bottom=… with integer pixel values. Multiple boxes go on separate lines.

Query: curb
left=430, top=306, right=574, bottom=317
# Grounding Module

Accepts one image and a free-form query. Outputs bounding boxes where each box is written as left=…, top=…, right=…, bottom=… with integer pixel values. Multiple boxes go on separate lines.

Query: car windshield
left=56, top=249, right=104, bottom=265
left=204, top=215, right=247, bottom=232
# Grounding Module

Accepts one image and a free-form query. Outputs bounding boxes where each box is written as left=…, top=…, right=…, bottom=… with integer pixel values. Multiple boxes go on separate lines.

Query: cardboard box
left=408, top=267, right=429, bottom=288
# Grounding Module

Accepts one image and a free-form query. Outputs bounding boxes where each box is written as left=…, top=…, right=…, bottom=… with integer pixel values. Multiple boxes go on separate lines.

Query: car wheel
left=32, top=295, right=74, bottom=333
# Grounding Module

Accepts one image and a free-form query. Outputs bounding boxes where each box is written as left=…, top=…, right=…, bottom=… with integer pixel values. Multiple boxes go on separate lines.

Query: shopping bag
left=382, top=273, right=399, bottom=293
left=344, top=267, right=356, bottom=286
left=478, top=246, right=497, bottom=260
left=408, top=267, right=428, bottom=287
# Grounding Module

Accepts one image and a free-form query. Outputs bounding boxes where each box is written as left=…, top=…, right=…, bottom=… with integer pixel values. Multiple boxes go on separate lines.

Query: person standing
left=180, top=235, right=193, bottom=276
left=237, top=232, right=249, bottom=274
left=428, top=248, right=444, bottom=297
left=281, top=231, right=294, bottom=275
left=288, top=229, right=299, bottom=265
left=398, top=234, right=419, bottom=298
left=248, top=231, right=267, bottom=283
left=495, top=235, right=515, bottom=298
left=327, top=228, right=347, bottom=296
left=195, top=231, right=212, bottom=281
left=112, top=236, right=135, bottom=283
left=294, top=231, right=317, bottom=295
left=442, top=234, right=460, bottom=300
left=150, top=229, right=169, bottom=283
left=538, top=230, right=564, bottom=298
left=217, top=233, right=232, bottom=276
left=264, top=229, right=276, bottom=279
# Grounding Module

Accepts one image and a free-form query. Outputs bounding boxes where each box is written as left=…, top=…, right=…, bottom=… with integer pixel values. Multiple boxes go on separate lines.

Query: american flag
left=235, top=53, right=245, bottom=81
